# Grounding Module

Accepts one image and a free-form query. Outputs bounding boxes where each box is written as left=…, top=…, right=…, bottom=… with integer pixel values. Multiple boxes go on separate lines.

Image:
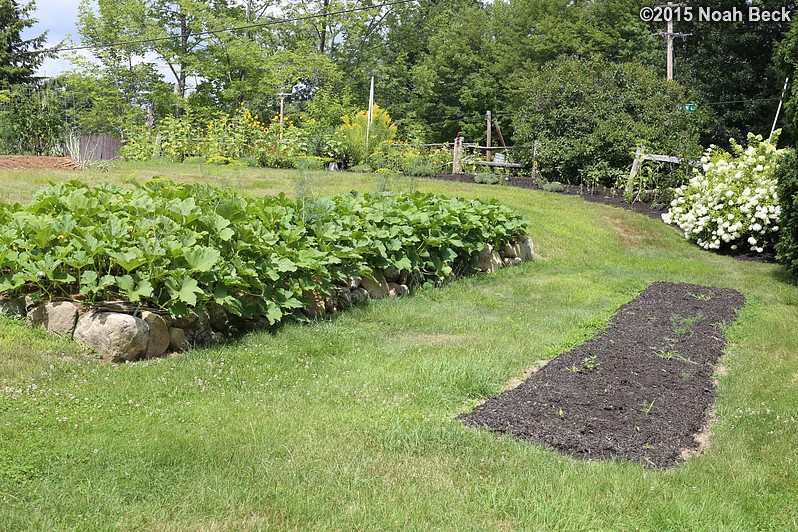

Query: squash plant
left=0, top=180, right=529, bottom=326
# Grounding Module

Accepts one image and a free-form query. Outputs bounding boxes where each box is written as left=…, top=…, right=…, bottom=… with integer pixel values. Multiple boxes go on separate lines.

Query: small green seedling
left=565, top=364, right=581, bottom=373
left=642, top=443, right=653, bottom=450
left=558, top=408, right=565, bottom=419
left=641, top=400, right=655, bottom=415
left=582, top=355, right=599, bottom=371
left=656, top=350, right=697, bottom=364
left=689, top=293, right=712, bottom=301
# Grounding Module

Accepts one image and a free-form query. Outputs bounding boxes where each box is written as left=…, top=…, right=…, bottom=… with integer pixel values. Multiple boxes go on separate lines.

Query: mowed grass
left=1, top=163, right=798, bottom=530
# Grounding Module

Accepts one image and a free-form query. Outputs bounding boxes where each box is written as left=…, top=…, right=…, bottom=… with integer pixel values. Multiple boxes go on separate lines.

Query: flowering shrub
left=662, top=132, right=786, bottom=253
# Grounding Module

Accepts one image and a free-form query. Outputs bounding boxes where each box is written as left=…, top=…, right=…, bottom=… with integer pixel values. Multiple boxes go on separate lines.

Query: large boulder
left=303, top=290, right=326, bottom=319
left=73, top=312, right=150, bottom=362
left=28, top=301, right=79, bottom=336
left=168, top=327, right=190, bottom=352
left=141, top=311, right=170, bottom=359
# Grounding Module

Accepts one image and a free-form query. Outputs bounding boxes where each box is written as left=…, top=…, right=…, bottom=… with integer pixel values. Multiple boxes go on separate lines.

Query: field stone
left=503, top=244, right=517, bottom=259
left=168, top=327, right=190, bottom=352
left=347, top=275, right=362, bottom=289
left=28, top=301, right=79, bottom=336
left=519, top=236, right=535, bottom=261
left=350, top=288, right=369, bottom=305
left=74, top=311, right=149, bottom=362
left=361, top=270, right=389, bottom=299
left=476, top=244, right=503, bottom=273
left=0, top=297, right=27, bottom=318
left=141, top=310, right=170, bottom=358
left=387, top=282, right=400, bottom=297
left=324, top=297, right=337, bottom=315
left=303, top=290, right=326, bottom=319
left=511, top=257, right=523, bottom=266
left=182, top=310, right=213, bottom=346
left=336, top=288, right=353, bottom=309
left=383, top=265, right=401, bottom=283
left=396, top=284, right=410, bottom=296
left=172, top=311, right=199, bottom=329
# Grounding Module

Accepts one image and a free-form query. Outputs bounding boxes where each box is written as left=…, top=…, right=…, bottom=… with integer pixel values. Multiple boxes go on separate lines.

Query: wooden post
left=452, top=136, right=463, bottom=174
left=486, top=111, right=492, bottom=163
left=494, top=120, right=506, bottom=147
left=626, top=146, right=645, bottom=199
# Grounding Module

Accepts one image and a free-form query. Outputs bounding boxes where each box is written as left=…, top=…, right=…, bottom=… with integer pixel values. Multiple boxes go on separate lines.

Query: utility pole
left=486, top=111, right=492, bottom=162
left=655, top=3, right=690, bottom=80
left=278, top=92, right=290, bottom=142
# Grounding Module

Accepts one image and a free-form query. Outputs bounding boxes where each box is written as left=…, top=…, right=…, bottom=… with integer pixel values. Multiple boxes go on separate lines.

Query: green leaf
left=165, top=275, right=204, bottom=306
left=184, top=246, right=221, bottom=272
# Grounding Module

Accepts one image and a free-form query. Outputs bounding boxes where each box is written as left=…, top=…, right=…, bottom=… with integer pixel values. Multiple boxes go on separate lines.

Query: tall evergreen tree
left=0, top=0, right=49, bottom=87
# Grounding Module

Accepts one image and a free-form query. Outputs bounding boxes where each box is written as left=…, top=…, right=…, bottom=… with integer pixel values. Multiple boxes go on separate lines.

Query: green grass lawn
left=1, top=162, right=797, bottom=530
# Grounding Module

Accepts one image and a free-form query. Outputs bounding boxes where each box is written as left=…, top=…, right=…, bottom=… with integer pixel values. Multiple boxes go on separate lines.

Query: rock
left=172, top=311, right=199, bottom=329
left=350, top=287, right=369, bottom=305
left=0, top=297, right=26, bottom=318
left=28, top=301, right=79, bottom=336
left=141, top=311, right=170, bottom=359
left=503, top=258, right=513, bottom=267
left=503, top=244, right=517, bottom=259
left=512, top=257, right=523, bottom=266
left=183, top=310, right=213, bottom=347
left=383, top=265, right=401, bottom=283
left=347, top=275, right=362, bottom=289
left=208, top=305, right=232, bottom=333
left=211, top=331, right=225, bottom=344
left=519, top=236, right=535, bottom=261
left=324, top=297, right=337, bottom=315
left=74, top=312, right=150, bottom=362
left=303, top=290, right=326, bottom=319
left=387, top=282, right=400, bottom=297
left=512, top=243, right=523, bottom=259
left=476, top=244, right=503, bottom=273
left=397, top=284, right=410, bottom=296
left=336, top=288, right=353, bottom=309
left=168, top=327, right=190, bottom=352
left=361, top=270, right=389, bottom=299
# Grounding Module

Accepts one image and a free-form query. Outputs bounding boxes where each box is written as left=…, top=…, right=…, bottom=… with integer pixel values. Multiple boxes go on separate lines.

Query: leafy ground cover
left=1, top=162, right=798, bottom=529
left=0, top=179, right=526, bottom=325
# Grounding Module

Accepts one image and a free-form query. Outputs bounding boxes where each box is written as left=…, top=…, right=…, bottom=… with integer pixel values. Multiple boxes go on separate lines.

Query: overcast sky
left=22, top=0, right=81, bottom=77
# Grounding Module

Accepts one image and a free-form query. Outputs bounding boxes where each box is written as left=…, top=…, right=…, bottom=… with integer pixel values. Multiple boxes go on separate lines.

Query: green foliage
left=0, top=179, right=528, bottom=325
left=775, top=150, right=798, bottom=276
left=663, top=132, right=786, bottom=253
left=369, top=142, right=449, bottom=175
left=513, top=58, right=704, bottom=186
left=0, top=0, right=50, bottom=87
left=0, top=85, right=65, bottom=155
left=330, top=104, right=397, bottom=167
left=474, top=173, right=500, bottom=185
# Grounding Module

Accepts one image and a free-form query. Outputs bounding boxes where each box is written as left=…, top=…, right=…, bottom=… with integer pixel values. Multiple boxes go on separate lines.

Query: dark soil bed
left=459, top=282, right=745, bottom=468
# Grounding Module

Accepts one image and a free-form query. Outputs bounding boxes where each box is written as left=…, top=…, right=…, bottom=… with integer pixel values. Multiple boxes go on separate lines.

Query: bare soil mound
left=0, top=156, right=79, bottom=170
left=459, top=282, right=745, bottom=468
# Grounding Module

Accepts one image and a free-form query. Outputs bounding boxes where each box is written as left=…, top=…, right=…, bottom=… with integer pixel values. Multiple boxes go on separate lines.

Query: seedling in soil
left=582, top=355, right=599, bottom=371
left=642, top=443, right=654, bottom=450
left=558, top=408, right=565, bottom=419
left=656, top=350, right=697, bottom=364
left=565, top=364, right=581, bottom=373
left=681, top=371, right=691, bottom=381
left=641, top=400, right=655, bottom=415
left=670, top=311, right=705, bottom=336
left=689, top=293, right=712, bottom=301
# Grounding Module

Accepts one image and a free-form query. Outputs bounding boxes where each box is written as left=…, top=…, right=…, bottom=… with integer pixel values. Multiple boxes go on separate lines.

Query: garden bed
left=459, top=281, right=745, bottom=468
left=0, top=156, right=79, bottom=170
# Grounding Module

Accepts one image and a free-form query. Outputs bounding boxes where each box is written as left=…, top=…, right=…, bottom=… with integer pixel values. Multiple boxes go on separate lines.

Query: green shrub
left=331, top=104, right=397, bottom=167
left=513, top=57, right=704, bottom=186
left=474, top=172, right=500, bottom=185
left=662, top=132, right=785, bottom=253
left=0, top=180, right=529, bottom=325
left=542, top=182, right=565, bottom=193
left=183, top=156, right=206, bottom=165
left=776, top=150, right=798, bottom=275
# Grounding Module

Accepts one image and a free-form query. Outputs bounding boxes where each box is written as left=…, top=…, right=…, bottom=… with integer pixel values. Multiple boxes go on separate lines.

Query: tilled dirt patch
left=459, top=282, right=745, bottom=468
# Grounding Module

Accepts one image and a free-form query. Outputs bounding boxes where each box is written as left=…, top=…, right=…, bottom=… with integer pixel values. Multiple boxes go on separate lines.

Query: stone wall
left=1, top=236, right=534, bottom=363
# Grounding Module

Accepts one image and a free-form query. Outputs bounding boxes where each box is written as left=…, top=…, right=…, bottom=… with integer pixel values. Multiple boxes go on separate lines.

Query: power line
left=17, top=0, right=416, bottom=57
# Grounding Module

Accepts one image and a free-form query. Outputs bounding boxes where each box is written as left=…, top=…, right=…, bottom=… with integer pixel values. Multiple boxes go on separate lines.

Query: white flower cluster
left=662, top=132, right=785, bottom=253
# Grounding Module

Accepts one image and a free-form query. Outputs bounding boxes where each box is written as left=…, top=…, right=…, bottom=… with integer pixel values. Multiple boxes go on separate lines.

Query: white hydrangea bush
left=662, top=132, right=786, bottom=253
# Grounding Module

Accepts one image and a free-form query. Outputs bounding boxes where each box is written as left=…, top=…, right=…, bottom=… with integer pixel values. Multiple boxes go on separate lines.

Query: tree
left=512, top=57, right=704, bottom=185
left=0, top=0, right=50, bottom=87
